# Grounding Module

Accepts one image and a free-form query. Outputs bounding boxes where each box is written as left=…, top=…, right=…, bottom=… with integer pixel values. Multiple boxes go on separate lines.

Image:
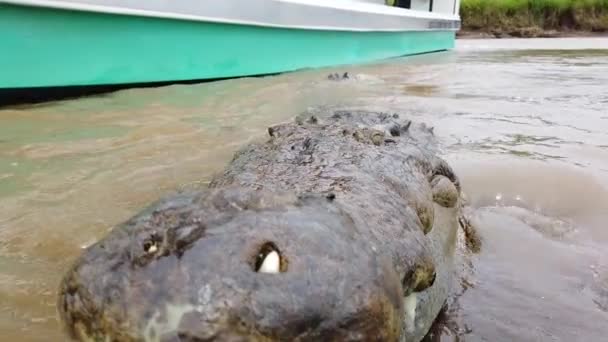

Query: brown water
left=1, top=38, right=608, bottom=341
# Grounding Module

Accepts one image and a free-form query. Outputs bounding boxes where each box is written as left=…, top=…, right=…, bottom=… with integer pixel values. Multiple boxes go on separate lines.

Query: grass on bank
left=460, top=0, right=608, bottom=33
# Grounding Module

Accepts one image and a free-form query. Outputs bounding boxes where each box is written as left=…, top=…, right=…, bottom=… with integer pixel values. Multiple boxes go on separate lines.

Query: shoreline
left=458, top=0, right=608, bottom=39
left=457, top=29, right=608, bottom=39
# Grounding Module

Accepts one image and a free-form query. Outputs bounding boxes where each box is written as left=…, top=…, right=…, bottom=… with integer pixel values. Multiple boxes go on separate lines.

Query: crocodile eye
left=254, top=242, right=285, bottom=273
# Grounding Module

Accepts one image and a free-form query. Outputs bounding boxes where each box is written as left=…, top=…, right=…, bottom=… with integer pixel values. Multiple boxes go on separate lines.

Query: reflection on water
left=1, top=38, right=608, bottom=341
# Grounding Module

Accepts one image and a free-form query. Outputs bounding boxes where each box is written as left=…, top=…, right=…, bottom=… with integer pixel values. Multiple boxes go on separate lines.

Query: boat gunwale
left=0, top=0, right=460, bottom=32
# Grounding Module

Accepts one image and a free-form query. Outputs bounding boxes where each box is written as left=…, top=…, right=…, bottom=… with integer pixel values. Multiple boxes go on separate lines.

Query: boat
left=0, top=0, right=461, bottom=92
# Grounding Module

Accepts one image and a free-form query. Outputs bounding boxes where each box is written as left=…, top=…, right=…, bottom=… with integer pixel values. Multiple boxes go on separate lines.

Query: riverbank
left=459, top=0, right=608, bottom=38
left=457, top=29, right=608, bottom=39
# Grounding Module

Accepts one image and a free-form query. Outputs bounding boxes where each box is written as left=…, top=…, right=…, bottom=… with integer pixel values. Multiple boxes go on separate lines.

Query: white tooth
left=148, top=244, right=158, bottom=253
left=404, top=293, right=417, bottom=331
left=258, top=251, right=280, bottom=273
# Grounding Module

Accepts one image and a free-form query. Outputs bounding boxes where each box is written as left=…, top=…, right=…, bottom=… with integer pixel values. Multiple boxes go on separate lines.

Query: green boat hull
left=0, top=3, right=455, bottom=89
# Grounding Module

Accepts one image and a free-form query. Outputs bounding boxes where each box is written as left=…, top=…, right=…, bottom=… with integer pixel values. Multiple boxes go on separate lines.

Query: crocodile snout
left=58, top=189, right=409, bottom=341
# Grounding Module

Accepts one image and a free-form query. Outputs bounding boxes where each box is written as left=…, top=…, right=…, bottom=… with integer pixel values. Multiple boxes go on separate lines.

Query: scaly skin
left=58, top=110, right=465, bottom=341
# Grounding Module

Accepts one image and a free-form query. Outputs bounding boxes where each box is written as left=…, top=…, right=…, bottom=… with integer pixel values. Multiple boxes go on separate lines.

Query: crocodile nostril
left=254, top=242, right=285, bottom=273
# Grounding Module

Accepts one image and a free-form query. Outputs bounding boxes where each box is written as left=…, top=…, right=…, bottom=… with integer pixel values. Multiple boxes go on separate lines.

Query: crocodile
left=57, top=109, right=475, bottom=341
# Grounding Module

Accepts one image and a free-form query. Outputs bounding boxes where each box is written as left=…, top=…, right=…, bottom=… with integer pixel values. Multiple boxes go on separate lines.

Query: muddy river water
left=1, top=38, right=608, bottom=341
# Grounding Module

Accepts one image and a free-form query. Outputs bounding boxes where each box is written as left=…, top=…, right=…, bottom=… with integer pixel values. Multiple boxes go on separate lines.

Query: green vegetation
left=460, top=0, right=608, bottom=35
